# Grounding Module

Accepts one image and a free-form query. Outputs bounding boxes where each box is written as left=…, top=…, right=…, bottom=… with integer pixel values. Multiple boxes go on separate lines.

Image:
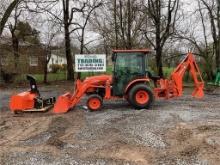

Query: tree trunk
left=0, top=0, right=20, bottom=36
left=63, top=0, right=74, bottom=81
left=0, top=0, right=20, bottom=85
left=216, top=0, right=220, bottom=70
left=203, top=56, right=214, bottom=80
left=43, top=49, right=52, bottom=84
left=77, top=28, right=85, bottom=79
left=11, top=32, right=19, bottom=71
left=119, top=0, right=126, bottom=47
left=43, top=61, right=48, bottom=83
left=0, top=45, right=3, bottom=84
left=215, top=45, right=220, bottom=70
left=114, top=0, right=118, bottom=49
left=64, top=25, right=74, bottom=80
left=156, top=48, right=163, bottom=77
left=80, top=29, right=85, bottom=55
left=127, top=0, right=132, bottom=49
left=155, top=21, right=163, bottom=77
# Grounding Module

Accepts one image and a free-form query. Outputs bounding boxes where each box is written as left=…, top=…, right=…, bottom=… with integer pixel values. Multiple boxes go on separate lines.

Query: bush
left=163, top=67, right=174, bottom=78
left=1, top=71, right=17, bottom=83
left=61, top=64, right=67, bottom=71
left=50, top=64, right=62, bottom=73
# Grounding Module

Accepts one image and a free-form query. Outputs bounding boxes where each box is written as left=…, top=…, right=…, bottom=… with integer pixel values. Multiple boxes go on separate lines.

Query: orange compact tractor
left=53, top=50, right=204, bottom=114
left=10, top=75, right=56, bottom=113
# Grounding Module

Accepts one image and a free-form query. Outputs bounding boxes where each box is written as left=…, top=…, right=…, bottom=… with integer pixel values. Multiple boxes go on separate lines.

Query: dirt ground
left=0, top=83, right=220, bottom=165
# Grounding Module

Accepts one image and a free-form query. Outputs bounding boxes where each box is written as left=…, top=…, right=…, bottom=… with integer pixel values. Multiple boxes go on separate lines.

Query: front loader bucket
left=192, top=83, right=204, bottom=99
left=53, top=93, right=72, bottom=114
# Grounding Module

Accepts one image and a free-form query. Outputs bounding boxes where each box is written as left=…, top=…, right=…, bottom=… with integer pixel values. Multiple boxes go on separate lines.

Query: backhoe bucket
left=192, top=83, right=204, bottom=99
left=53, top=93, right=72, bottom=114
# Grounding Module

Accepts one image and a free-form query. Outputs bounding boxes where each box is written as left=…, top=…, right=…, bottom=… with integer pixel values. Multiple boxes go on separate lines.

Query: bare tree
left=62, top=0, right=84, bottom=80
left=79, top=2, right=102, bottom=55
left=92, top=0, right=146, bottom=51
left=114, top=0, right=118, bottom=49
left=118, top=0, right=146, bottom=49
left=178, top=0, right=220, bottom=79
left=144, top=0, right=180, bottom=77
left=0, top=0, right=21, bottom=84
left=199, top=0, right=220, bottom=71
left=75, top=1, right=102, bottom=79
left=27, top=0, right=87, bottom=81
left=42, top=20, right=60, bottom=83
left=127, top=0, right=132, bottom=49
left=0, top=0, right=21, bottom=36
left=8, top=3, right=23, bottom=71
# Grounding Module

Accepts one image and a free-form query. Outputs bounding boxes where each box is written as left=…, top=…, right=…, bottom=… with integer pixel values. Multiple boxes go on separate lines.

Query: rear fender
left=125, top=78, right=150, bottom=95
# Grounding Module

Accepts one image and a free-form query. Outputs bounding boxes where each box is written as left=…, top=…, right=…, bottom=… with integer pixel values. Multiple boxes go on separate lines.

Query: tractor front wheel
left=87, top=94, right=103, bottom=111
left=128, top=84, right=154, bottom=109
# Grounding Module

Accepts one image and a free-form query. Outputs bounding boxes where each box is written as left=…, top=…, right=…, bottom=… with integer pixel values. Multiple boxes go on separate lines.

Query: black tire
left=87, top=94, right=103, bottom=111
left=128, top=84, right=154, bottom=109
left=125, top=96, right=131, bottom=104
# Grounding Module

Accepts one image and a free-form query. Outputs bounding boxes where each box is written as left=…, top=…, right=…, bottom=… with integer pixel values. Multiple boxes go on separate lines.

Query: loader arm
left=53, top=75, right=112, bottom=113
left=53, top=80, right=91, bottom=114
left=154, top=53, right=204, bottom=99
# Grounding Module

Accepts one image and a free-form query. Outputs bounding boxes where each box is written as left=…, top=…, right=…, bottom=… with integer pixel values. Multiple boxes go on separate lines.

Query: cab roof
left=112, top=49, right=151, bottom=54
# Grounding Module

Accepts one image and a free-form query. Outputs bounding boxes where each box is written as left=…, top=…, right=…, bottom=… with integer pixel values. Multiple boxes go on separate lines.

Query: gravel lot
left=0, top=83, right=220, bottom=165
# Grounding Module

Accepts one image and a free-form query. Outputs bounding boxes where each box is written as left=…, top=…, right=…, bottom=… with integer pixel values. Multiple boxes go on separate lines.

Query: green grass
left=148, top=67, right=174, bottom=78
left=14, top=66, right=113, bottom=83
left=163, top=67, right=174, bottom=78
left=15, top=72, right=67, bottom=83
left=13, top=66, right=197, bottom=84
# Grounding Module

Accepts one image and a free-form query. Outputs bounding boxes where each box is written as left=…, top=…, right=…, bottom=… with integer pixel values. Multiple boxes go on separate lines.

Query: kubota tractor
left=53, top=50, right=204, bottom=114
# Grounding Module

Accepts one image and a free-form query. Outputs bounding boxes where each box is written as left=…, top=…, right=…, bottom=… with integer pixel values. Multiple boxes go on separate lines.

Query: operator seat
left=147, top=71, right=161, bottom=81
left=146, top=71, right=161, bottom=87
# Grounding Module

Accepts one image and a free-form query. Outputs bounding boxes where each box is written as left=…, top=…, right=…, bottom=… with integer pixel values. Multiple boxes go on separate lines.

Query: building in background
left=0, top=37, right=46, bottom=74
left=47, top=53, right=67, bottom=72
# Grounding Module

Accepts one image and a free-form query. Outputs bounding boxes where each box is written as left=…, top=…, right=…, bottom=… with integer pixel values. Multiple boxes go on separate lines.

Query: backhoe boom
left=154, top=53, right=204, bottom=99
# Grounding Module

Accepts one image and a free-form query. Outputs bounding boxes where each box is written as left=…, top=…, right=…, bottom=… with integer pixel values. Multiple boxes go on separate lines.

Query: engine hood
left=84, top=75, right=112, bottom=85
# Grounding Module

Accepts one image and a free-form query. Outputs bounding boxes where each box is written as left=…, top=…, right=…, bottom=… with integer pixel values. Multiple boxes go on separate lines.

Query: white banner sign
left=75, top=54, right=106, bottom=72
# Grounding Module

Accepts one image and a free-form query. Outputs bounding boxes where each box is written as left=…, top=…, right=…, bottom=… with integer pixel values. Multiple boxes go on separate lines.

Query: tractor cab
left=112, top=49, right=151, bottom=96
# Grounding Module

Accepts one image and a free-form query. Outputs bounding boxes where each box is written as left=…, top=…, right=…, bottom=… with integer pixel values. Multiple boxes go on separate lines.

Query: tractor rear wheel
left=128, top=84, right=154, bottom=109
left=87, top=94, right=103, bottom=111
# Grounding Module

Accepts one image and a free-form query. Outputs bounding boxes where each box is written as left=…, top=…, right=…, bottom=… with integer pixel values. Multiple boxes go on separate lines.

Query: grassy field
left=163, top=67, right=174, bottom=78
left=13, top=66, right=198, bottom=84
left=15, top=72, right=67, bottom=83
left=14, top=66, right=113, bottom=83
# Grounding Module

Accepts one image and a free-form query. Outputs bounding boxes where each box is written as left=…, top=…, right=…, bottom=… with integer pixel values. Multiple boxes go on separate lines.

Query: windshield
left=114, top=53, right=145, bottom=74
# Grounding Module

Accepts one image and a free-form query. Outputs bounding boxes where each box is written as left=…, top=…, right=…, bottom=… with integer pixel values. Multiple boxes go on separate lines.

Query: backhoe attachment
left=154, top=53, right=204, bottom=99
